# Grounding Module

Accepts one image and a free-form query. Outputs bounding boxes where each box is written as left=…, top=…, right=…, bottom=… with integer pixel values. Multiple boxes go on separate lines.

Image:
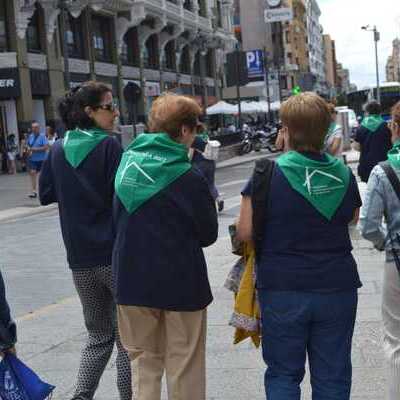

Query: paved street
left=0, top=154, right=387, bottom=399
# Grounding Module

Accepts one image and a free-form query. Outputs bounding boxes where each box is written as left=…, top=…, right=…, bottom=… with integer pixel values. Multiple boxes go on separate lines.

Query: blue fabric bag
left=0, top=353, right=55, bottom=399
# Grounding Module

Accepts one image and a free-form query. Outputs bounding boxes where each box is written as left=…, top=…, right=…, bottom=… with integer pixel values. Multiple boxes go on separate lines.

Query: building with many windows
left=0, top=0, right=235, bottom=144
left=323, top=34, right=337, bottom=97
left=305, top=0, right=327, bottom=95
left=386, top=38, right=400, bottom=83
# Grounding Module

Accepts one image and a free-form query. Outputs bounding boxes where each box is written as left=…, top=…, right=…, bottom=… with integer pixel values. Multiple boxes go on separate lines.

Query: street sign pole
left=235, top=45, right=242, bottom=130
left=263, top=47, right=272, bottom=122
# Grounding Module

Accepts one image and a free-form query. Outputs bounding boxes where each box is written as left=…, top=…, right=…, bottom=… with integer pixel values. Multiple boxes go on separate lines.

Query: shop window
left=121, top=27, right=140, bottom=66
left=163, top=41, right=176, bottom=71
left=180, top=46, right=191, bottom=74
left=61, top=14, right=85, bottom=59
left=0, top=1, right=8, bottom=52
left=143, top=34, right=159, bottom=69
left=198, top=0, right=207, bottom=17
left=27, top=4, right=42, bottom=52
left=193, top=52, right=201, bottom=76
left=217, top=0, right=223, bottom=28
left=92, top=15, right=113, bottom=62
left=183, top=0, right=193, bottom=11
left=206, top=50, right=214, bottom=77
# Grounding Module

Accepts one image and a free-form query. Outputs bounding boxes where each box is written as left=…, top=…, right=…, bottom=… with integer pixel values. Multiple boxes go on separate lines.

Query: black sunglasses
left=95, top=102, right=118, bottom=112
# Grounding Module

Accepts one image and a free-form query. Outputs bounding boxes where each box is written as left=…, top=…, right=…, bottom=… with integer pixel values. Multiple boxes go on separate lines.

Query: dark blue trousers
left=258, top=290, right=358, bottom=400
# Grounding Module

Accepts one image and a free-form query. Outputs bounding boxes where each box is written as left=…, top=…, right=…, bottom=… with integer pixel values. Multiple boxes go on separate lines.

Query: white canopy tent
left=206, top=101, right=238, bottom=115
left=206, top=100, right=281, bottom=115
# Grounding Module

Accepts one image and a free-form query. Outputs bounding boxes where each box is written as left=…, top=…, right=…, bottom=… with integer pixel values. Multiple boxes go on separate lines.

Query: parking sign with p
left=246, top=50, right=264, bottom=78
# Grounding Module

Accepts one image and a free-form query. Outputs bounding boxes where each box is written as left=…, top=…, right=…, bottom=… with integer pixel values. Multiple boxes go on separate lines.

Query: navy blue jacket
left=0, top=271, right=16, bottom=351
left=39, top=137, right=123, bottom=269
left=355, top=121, right=391, bottom=182
left=113, top=168, right=218, bottom=311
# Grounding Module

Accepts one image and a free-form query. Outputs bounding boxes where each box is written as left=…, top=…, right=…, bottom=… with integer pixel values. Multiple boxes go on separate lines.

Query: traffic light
left=292, top=85, right=301, bottom=95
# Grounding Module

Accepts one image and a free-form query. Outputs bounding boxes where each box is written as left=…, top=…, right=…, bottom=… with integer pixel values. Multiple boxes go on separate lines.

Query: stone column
left=9, top=0, right=34, bottom=131
left=42, top=2, right=64, bottom=125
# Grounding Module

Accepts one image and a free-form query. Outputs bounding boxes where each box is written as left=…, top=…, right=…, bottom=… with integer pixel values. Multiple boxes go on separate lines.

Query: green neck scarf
left=361, top=115, right=385, bottom=133
left=115, top=133, right=191, bottom=214
left=387, top=140, right=400, bottom=170
left=63, top=127, right=109, bottom=168
left=277, top=151, right=350, bottom=220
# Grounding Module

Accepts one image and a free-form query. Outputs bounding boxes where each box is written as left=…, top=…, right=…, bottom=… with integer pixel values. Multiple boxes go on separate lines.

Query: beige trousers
left=117, top=305, right=207, bottom=400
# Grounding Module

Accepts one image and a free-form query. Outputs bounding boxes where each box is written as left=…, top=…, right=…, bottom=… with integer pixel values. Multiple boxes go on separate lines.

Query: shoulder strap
left=251, top=158, right=275, bottom=258
left=380, top=161, right=400, bottom=202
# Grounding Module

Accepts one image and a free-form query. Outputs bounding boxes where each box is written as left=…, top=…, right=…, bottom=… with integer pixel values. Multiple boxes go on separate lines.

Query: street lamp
left=362, top=25, right=381, bottom=103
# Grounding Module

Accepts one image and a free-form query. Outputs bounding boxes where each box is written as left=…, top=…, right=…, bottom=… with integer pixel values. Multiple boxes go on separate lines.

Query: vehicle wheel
left=239, top=143, right=252, bottom=155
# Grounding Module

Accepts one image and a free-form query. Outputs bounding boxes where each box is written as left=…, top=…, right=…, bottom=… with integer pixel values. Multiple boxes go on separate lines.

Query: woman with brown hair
left=237, top=92, right=362, bottom=399
left=39, top=81, right=131, bottom=400
left=113, top=93, right=218, bottom=400
left=360, top=101, right=400, bottom=399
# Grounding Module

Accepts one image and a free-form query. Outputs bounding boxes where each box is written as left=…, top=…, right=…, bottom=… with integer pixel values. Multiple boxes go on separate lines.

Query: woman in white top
left=324, top=104, right=344, bottom=158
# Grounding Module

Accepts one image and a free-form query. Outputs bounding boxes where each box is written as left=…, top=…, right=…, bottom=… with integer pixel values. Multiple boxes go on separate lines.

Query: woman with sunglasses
left=360, top=101, right=400, bottom=399
left=39, top=81, right=131, bottom=400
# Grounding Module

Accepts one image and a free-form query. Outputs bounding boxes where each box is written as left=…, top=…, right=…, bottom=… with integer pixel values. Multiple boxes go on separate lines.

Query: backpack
left=251, top=158, right=275, bottom=259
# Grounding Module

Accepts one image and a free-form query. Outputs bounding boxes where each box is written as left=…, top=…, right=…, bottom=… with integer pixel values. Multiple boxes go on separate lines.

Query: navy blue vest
left=242, top=154, right=362, bottom=291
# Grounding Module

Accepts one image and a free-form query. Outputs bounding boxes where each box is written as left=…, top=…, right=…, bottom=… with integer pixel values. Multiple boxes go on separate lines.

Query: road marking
left=16, top=295, right=79, bottom=322
left=222, top=195, right=242, bottom=212
left=219, top=179, right=247, bottom=188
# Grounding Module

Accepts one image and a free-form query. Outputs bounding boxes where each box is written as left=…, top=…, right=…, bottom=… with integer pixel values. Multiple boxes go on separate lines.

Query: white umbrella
left=206, top=101, right=238, bottom=115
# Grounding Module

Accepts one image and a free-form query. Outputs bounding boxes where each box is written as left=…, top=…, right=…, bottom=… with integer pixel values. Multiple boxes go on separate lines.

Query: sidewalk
left=12, top=212, right=386, bottom=399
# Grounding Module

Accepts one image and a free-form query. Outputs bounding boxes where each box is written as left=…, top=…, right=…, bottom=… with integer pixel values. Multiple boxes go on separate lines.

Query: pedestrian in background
left=237, top=92, right=362, bottom=400
left=191, top=132, right=224, bottom=212
left=45, top=126, right=57, bottom=147
left=113, top=93, right=218, bottom=400
left=353, top=100, right=392, bottom=182
left=6, top=134, right=18, bottom=175
left=39, top=81, right=132, bottom=400
left=324, top=104, right=343, bottom=158
left=26, top=121, right=49, bottom=198
left=360, top=100, right=400, bottom=400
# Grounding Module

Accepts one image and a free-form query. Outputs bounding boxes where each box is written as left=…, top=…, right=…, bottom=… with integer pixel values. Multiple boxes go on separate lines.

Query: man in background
left=27, top=121, right=48, bottom=198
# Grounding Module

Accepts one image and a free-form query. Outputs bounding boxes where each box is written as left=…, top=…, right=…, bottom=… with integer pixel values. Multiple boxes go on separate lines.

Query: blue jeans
left=258, top=290, right=358, bottom=400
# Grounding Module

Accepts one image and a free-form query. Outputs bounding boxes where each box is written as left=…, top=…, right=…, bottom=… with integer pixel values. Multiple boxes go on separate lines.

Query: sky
left=319, top=0, right=400, bottom=89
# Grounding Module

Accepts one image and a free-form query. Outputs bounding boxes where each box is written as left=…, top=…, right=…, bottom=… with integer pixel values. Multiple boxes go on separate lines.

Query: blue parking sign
left=246, top=50, right=264, bottom=78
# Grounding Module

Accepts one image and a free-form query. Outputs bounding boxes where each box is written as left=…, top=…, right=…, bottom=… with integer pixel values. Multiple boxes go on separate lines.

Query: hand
left=0, top=346, right=16, bottom=358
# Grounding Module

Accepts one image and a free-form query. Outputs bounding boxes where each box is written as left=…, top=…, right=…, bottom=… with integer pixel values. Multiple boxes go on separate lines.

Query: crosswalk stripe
left=219, top=179, right=247, bottom=188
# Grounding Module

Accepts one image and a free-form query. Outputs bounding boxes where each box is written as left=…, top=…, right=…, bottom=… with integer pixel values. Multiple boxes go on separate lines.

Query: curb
left=0, top=204, right=57, bottom=223
left=216, top=151, right=278, bottom=170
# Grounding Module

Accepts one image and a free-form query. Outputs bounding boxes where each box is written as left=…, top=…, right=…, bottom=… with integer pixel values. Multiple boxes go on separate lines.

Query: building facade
left=279, top=0, right=309, bottom=96
left=386, top=38, right=400, bottom=82
left=305, top=0, right=327, bottom=95
left=336, top=63, right=350, bottom=94
left=0, top=0, right=234, bottom=144
left=323, top=34, right=337, bottom=97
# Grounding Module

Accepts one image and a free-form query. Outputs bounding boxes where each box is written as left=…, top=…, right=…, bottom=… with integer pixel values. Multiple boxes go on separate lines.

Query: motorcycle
left=238, top=125, right=253, bottom=155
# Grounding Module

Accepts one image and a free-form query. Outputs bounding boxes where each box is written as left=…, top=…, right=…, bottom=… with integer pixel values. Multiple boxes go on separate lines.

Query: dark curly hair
left=58, top=81, right=112, bottom=130
left=365, top=100, right=382, bottom=115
